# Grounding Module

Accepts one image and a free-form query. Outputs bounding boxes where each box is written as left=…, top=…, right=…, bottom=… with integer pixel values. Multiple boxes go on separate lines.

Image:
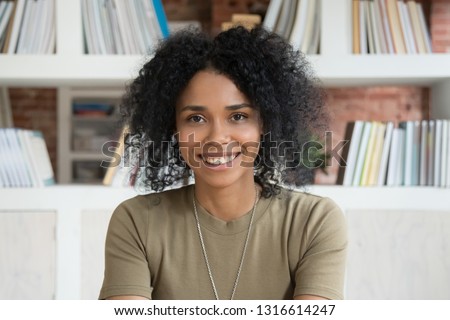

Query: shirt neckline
left=187, top=184, right=273, bottom=235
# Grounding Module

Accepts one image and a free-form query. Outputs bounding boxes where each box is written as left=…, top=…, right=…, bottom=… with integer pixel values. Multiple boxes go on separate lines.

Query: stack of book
left=263, top=0, right=321, bottom=54
left=0, top=128, right=55, bottom=187
left=340, top=120, right=450, bottom=187
left=73, top=102, right=115, bottom=117
left=352, top=0, right=432, bottom=54
left=0, top=0, right=56, bottom=54
left=81, top=0, right=169, bottom=55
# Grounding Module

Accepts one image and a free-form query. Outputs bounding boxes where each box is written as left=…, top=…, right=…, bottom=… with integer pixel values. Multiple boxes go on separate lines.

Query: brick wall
left=431, top=0, right=450, bottom=53
left=315, top=86, right=430, bottom=184
left=9, top=88, right=58, bottom=178
left=7, top=0, right=449, bottom=185
left=162, top=0, right=212, bottom=32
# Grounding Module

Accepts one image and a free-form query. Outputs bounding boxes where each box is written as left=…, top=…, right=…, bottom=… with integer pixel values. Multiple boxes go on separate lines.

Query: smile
left=201, top=153, right=240, bottom=165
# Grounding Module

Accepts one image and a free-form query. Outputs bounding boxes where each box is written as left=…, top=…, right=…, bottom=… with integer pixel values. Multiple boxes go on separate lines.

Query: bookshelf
left=1, top=185, right=449, bottom=299
left=57, top=88, right=123, bottom=184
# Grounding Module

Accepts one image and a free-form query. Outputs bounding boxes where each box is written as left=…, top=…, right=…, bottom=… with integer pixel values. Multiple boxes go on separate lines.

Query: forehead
left=176, top=70, right=250, bottom=108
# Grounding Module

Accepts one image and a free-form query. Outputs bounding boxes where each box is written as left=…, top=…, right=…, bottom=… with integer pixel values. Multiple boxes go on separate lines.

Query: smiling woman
left=99, top=26, right=347, bottom=300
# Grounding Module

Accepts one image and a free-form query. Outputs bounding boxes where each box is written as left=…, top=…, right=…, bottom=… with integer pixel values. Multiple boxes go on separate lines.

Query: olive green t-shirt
left=99, top=185, right=347, bottom=300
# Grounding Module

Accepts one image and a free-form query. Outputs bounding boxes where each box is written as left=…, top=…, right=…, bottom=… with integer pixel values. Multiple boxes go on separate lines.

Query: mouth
left=201, top=153, right=240, bottom=166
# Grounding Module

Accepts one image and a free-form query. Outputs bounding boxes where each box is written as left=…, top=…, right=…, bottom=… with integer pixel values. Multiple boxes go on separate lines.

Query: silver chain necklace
left=192, top=184, right=258, bottom=300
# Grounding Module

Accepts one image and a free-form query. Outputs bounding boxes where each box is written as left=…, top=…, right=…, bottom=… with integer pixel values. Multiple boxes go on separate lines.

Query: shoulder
left=274, top=187, right=343, bottom=217
left=273, top=187, right=346, bottom=237
left=109, top=186, right=192, bottom=229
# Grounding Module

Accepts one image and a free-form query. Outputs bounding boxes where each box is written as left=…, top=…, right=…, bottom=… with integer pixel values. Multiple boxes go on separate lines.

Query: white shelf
left=1, top=53, right=449, bottom=87
left=69, top=152, right=108, bottom=161
left=0, top=0, right=448, bottom=87
left=1, top=185, right=449, bottom=211
left=1, top=185, right=448, bottom=299
left=309, top=54, right=450, bottom=86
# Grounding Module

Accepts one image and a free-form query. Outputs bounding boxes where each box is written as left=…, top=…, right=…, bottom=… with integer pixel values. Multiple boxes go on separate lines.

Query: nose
left=206, top=120, right=230, bottom=145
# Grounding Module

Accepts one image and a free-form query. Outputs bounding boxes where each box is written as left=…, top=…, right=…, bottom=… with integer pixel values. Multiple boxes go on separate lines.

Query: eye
left=188, top=115, right=205, bottom=123
left=231, top=113, right=247, bottom=121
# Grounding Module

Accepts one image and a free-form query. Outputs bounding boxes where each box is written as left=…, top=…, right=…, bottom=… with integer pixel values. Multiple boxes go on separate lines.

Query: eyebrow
left=179, top=103, right=253, bottom=112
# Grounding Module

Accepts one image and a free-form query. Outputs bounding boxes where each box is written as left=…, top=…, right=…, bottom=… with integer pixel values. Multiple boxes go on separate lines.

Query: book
left=6, top=0, right=26, bottom=54
left=400, top=0, right=417, bottom=54
left=386, top=0, right=406, bottom=54
left=106, top=0, right=124, bottom=54
left=365, top=0, right=376, bottom=54
left=410, top=120, right=421, bottom=185
left=0, top=129, right=15, bottom=187
left=417, top=3, right=432, bottom=53
left=0, top=129, right=21, bottom=187
left=401, top=121, right=413, bottom=186
left=81, top=0, right=94, bottom=54
left=15, top=0, right=33, bottom=54
left=427, top=120, right=435, bottom=186
left=353, top=0, right=360, bottom=54
left=125, top=0, right=147, bottom=53
left=6, top=128, right=33, bottom=187
left=397, top=0, right=413, bottom=54
left=17, top=129, right=39, bottom=187
left=308, top=0, right=320, bottom=54
left=300, top=0, right=316, bottom=53
left=144, top=0, right=164, bottom=40
left=367, top=122, right=386, bottom=185
left=274, top=0, right=293, bottom=38
left=419, top=120, right=428, bottom=186
left=352, top=121, right=372, bottom=186
left=263, top=0, right=283, bottom=31
left=25, top=130, right=55, bottom=187
left=360, top=121, right=379, bottom=185
left=289, top=0, right=309, bottom=51
left=341, top=121, right=365, bottom=186
left=1, top=0, right=17, bottom=53
left=434, top=120, right=442, bottom=187
left=0, top=87, right=13, bottom=127
left=38, top=0, right=55, bottom=54
left=28, top=0, right=45, bottom=54
left=360, top=0, right=368, bottom=54
left=369, top=0, right=382, bottom=53
left=378, top=0, right=395, bottom=53
left=373, top=0, right=387, bottom=53
left=387, top=127, right=401, bottom=186
left=99, top=0, right=115, bottom=54
left=395, top=127, right=406, bottom=185
left=407, top=0, right=426, bottom=54
left=152, top=0, right=169, bottom=38
left=377, top=121, right=394, bottom=185
left=283, top=0, right=299, bottom=40
left=441, top=120, right=448, bottom=188
left=0, top=128, right=55, bottom=187
left=134, top=0, right=155, bottom=53
left=0, top=2, right=14, bottom=44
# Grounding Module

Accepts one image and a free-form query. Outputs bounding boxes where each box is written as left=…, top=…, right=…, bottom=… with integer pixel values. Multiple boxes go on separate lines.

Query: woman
left=99, top=26, right=347, bottom=300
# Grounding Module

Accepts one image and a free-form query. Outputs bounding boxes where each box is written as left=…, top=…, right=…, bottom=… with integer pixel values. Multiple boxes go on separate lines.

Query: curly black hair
left=121, top=26, right=327, bottom=198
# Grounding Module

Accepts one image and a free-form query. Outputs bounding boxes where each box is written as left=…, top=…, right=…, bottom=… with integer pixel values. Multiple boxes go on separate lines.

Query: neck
left=194, top=180, right=259, bottom=221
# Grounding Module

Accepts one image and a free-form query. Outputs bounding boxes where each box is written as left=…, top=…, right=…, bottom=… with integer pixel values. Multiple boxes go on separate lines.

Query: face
left=175, top=70, right=262, bottom=189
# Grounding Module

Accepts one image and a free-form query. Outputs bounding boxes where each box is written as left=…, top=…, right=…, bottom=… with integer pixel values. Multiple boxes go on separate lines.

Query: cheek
left=239, top=128, right=261, bottom=161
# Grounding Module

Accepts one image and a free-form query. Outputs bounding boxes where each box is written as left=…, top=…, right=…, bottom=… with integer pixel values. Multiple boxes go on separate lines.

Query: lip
left=199, top=152, right=241, bottom=170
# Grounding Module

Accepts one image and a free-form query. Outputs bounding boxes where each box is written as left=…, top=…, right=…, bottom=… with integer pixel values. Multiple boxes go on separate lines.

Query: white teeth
left=202, top=155, right=236, bottom=165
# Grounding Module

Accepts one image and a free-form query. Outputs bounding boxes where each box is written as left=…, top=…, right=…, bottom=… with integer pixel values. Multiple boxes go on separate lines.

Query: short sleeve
left=294, top=197, right=348, bottom=299
left=99, top=197, right=153, bottom=299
